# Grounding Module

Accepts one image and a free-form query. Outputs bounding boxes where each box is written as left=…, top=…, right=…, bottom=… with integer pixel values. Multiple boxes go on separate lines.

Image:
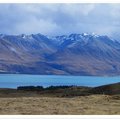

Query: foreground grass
left=0, top=83, right=119, bottom=115
left=0, top=95, right=120, bottom=115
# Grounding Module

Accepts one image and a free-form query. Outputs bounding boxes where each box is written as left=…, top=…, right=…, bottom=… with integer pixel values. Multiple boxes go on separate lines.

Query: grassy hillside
left=90, top=82, right=120, bottom=95
left=0, top=82, right=119, bottom=115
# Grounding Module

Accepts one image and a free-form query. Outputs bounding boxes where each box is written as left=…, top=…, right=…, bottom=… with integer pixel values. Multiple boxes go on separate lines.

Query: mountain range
left=0, top=33, right=120, bottom=76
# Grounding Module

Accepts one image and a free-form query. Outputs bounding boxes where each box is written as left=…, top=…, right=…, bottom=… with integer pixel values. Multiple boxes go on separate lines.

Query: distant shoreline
left=0, top=82, right=119, bottom=98
left=0, top=73, right=120, bottom=77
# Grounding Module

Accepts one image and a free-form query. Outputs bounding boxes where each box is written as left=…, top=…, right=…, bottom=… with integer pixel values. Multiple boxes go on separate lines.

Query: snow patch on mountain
left=10, top=47, right=19, bottom=54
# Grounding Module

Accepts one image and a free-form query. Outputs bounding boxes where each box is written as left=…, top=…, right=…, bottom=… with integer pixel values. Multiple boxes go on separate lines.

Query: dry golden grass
left=0, top=95, right=119, bottom=115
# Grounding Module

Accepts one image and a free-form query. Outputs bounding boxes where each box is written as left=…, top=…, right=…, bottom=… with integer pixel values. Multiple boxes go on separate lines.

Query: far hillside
left=90, top=82, right=120, bottom=95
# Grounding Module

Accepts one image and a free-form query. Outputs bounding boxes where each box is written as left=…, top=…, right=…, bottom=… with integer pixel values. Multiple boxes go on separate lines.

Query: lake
left=0, top=74, right=120, bottom=88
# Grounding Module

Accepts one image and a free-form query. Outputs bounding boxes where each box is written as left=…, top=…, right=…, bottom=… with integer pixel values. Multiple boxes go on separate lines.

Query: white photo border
left=0, top=0, right=119, bottom=119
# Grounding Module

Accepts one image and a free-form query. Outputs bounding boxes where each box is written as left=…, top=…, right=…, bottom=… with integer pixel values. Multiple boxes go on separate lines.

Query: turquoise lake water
left=0, top=74, right=120, bottom=88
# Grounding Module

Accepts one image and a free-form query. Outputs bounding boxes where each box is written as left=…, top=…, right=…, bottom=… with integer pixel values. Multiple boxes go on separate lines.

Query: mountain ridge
left=0, top=33, right=120, bottom=76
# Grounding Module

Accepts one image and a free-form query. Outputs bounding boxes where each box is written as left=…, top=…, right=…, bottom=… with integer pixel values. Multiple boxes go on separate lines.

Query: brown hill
left=90, top=82, right=120, bottom=95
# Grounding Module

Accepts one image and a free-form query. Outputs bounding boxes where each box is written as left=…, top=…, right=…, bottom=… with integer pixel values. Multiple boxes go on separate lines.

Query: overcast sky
left=0, top=4, right=120, bottom=39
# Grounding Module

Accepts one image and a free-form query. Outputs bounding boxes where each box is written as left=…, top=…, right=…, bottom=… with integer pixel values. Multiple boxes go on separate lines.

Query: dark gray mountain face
left=0, top=33, right=120, bottom=76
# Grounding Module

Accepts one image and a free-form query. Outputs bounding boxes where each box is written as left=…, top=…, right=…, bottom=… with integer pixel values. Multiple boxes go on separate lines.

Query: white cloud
left=62, top=4, right=95, bottom=16
left=0, top=3, right=120, bottom=40
left=13, top=17, right=61, bottom=35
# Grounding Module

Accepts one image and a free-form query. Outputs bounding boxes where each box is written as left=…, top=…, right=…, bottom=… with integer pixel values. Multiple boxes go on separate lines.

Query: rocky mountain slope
left=0, top=33, right=120, bottom=76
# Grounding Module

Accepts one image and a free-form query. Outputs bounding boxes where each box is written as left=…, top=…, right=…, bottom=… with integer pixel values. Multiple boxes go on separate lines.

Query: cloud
left=0, top=3, right=120, bottom=40
left=14, top=17, right=61, bottom=35
left=61, top=4, right=95, bottom=16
